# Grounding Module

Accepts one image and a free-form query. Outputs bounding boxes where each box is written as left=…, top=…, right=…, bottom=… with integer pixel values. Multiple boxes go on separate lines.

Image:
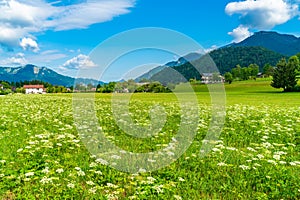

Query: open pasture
left=0, top=79, right=300, bottom=199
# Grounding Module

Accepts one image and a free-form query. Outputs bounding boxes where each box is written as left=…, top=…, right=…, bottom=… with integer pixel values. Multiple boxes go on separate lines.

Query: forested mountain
left=209, top=46, right=286, bottom=73
left=149, top=46, right=286, bottom=84
left=135, top=52, right=202, bottom=81
left=229, top=31, right=300, bottom=56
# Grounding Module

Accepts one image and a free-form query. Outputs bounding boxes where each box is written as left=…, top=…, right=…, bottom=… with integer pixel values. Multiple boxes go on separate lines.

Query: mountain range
left=0, top=31, right=298, bottom=85
left=135, top=52, right=202, bottom=82
left=0, top=64, right=102, bottom=86
left=228, top=31, right=300, bottom=56
left=136, top=31, right=297, bottom=82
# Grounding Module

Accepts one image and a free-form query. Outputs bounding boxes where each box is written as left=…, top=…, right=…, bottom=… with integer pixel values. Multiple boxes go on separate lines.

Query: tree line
left=0, top=80, right=72, bottom=94
left=95, top=79, right=172, bottom=93
left=223, top=53, right=300, bottom=92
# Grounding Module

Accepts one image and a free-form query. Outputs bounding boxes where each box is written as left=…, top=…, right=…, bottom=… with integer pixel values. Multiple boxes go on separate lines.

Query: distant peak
left=24, top=64, right=37, bottom=68
left=254, top=31, right=278, bottom=34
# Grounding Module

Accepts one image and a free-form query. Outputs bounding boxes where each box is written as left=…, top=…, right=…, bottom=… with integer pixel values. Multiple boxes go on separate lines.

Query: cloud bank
left=226, top=0, right=299, bottom=42
left=60, top=54, right=97, bottom=70
left=0, top=53, right=28, bottom=65
left=0, top=0, right=135, bottom=50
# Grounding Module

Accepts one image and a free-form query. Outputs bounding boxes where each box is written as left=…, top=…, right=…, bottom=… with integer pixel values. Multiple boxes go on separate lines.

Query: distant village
left=0, top=72, right=229, bottom=95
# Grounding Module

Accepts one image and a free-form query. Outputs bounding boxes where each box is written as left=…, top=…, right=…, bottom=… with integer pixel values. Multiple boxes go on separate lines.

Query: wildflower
left=106, top=194, right=118, bottom=200
left=212, top=148, right=220, bottom=152
left=153, top=184, right=164, bottom=194
left=77, top=170, right=85, bottom=176
left=40, top=176, right=52, bottom=184
left=262, top=142, right=272, bottom=148
left=0, top=160, right=6, bottom=164
left=267, top=160, right=277, bottom=165
left=257, top=154, right=264, bottom=159
left=17, top=148, right=23, bottom=153
left=138, top=168, right=146, bottom=173
left=147, top=177, right=156, bottom=182
left=262, top=135, right=269, bottom=140
left=56, top=168, right=64, bottom=173
left=86, top=181, right=95, bottom=185
left=166, top=151, right=175, bottom=156
left=107, top=183, right=118, bottom=188
left=290, top=162, right=297, bottom=166
left=57, top=135, right=66, bottom=139
left=67, top=183, right=75, bottom=188
left=95, top=158, right=108, bottom=165
left=247, top=147, right=257, bottom=152
left=25, top=172, right=34, bottom=177
left=0, top=174, right=4, bottom=178
left=293, top=161, right=300, bottom=165
left=239, top=165, right=250, bottom=170
left=56, top=143, right=62, bottom=146
left=178, top=177, right=185, bottom=182
left=274, top=151, right=287, bottom=155
left=75, top=167, right=81, bottom=171
left=217, top=162, right=227, bottom=166
left=279, top=161, right=287, bottom=165
left=88, top=187, right=97, bottom=194
left=226, top=147, right=237, bottom=151
left=174, top=195, right=182, bottom=200
left=111, top=155, right=121, bottom=160
left=95, top=170, right=102, bottom=175
left=89, top=162, right=97, bottom=168
left=42, top=167, right=50, bottom=174
left=119, top=150, right=127, bottom=154
left=273, top=155, right=280, bottom=160
left=215, top=144, right=225, bottom=149
left=147, top=159, right=156, bottom=163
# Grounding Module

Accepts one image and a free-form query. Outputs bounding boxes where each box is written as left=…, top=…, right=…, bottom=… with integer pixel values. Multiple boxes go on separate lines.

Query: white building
left=201, top=73, right=224, bottom=84
left=23, top=85, right=45, bottom=94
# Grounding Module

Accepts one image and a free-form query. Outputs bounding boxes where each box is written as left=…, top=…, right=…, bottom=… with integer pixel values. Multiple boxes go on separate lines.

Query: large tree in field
left=271, top=56, right=299, bottom=92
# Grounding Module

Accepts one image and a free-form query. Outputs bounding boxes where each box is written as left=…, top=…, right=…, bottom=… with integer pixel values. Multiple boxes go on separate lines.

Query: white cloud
left=204, top=45, right=218, bottom=53
left=226, top=0, right=299, bottom=41
left=46, top=0, right=135, bottom=31
left=20, top=37, right=39, bottom=52
left=0, top=53, right=27, bottom=66
left=0, top=0, right=135, bottom=49
left=228, top=25, right=253, bottom=43
left=60, top=54, right=97, bottom=70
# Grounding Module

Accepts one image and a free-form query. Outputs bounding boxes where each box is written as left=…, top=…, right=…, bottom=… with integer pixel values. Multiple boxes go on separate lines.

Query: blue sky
left=0, top=0, right=299, bottom=81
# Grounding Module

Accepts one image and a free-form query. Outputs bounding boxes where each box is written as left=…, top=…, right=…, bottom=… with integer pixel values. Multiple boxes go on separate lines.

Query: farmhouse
left=23, top=85, right=45, bottom=94
left=201, top=73, right=224, bottom=84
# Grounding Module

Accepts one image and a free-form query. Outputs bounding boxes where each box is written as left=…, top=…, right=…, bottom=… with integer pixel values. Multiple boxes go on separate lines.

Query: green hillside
left=209, top=46, right=286, bottom=73
left=149, top=46, right=286, bottom=84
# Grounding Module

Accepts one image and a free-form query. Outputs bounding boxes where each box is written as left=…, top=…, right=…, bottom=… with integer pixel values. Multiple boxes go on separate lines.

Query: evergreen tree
left=271, top=57, right=298, bottom=92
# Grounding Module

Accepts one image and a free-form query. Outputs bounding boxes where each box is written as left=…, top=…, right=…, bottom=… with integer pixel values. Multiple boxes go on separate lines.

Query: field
left=0, top=79, right=300, bottom=199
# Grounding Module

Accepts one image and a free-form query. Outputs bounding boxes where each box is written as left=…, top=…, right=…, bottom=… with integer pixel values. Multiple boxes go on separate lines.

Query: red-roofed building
left=23, top=85, right=45, bottom=94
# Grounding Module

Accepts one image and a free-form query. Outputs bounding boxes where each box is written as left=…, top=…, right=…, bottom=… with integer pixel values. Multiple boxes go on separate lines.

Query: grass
left=0, top=78, right=299, bottom=199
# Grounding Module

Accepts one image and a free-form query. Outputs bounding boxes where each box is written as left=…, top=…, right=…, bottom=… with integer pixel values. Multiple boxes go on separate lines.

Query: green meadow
left=0, top=79, right=299, bottom=199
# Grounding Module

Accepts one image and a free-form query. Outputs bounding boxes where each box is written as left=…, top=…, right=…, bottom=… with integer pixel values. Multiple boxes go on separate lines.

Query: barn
left=23, top=85, right=45, bottom=94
